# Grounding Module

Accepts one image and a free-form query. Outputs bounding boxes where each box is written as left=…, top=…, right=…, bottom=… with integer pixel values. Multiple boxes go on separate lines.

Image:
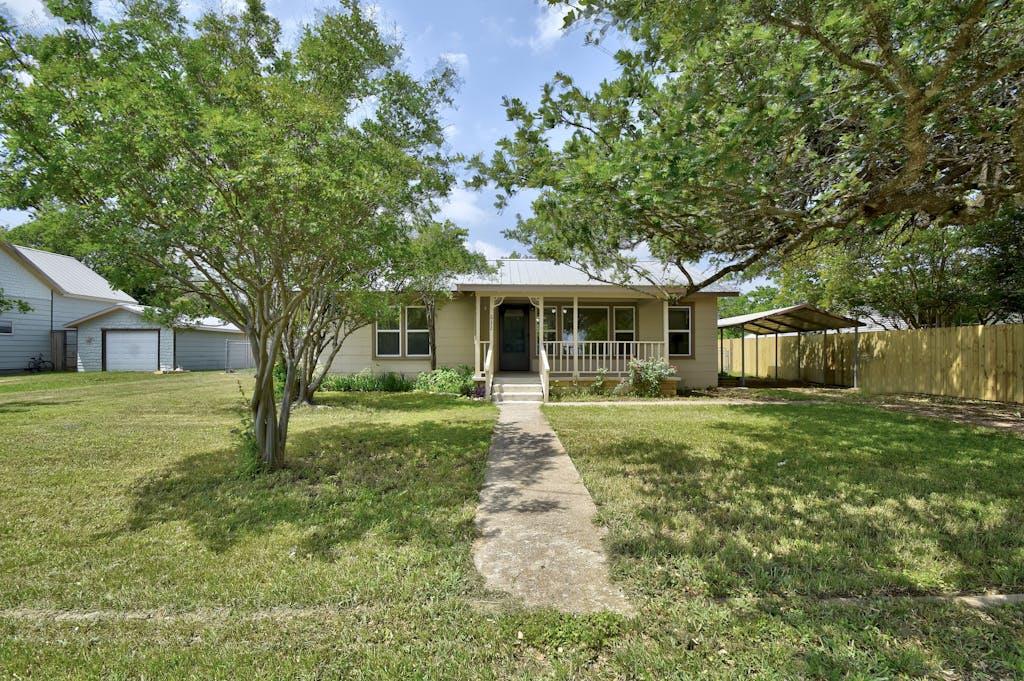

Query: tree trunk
left=427, top=299, right=437, bottom=371
left=252, top=359, right=285, bottom=469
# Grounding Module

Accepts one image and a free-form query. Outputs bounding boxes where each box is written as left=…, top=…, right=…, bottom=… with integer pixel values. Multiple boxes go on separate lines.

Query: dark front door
left=499, top=305, right=530, bottom=371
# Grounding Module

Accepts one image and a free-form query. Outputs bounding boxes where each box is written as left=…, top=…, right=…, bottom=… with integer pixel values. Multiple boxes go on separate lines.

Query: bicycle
left=25, top=354, right=54, bottom=373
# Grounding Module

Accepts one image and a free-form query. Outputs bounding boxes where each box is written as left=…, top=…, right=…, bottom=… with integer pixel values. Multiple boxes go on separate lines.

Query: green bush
left=413, top=365, right=475, bottom=396
left=626, top=357, right=676, bottom=397
left=319, top=370, right=413, bottom=393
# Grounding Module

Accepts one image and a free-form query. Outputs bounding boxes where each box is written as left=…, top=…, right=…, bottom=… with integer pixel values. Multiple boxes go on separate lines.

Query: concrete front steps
left=491, top=374, right=544, bottom=403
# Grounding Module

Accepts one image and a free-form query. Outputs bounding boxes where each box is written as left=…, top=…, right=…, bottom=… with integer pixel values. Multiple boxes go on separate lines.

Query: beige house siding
left=328, top=295, right=476, bottom=376
left=328, top=292, right=721, bottom=389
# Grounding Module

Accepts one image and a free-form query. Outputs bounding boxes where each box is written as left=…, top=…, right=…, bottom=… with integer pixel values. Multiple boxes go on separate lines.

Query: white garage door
left=105, top=330, right=159, bottom=371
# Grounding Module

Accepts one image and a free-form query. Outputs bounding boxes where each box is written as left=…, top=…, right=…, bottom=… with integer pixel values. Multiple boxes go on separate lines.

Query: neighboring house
left=330, top=259, right=738, bottom=400
left=0, top=242, right=248, bottom=373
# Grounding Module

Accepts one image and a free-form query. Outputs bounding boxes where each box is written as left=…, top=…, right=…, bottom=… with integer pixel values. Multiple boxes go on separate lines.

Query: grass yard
left=1, top=373, right=1023, bottom=678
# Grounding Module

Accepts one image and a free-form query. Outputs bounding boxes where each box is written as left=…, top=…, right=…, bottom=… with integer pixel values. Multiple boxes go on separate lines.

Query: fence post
left=853, top=326, right=860, bottom=389
left=775, top=332, right=779, bottom=382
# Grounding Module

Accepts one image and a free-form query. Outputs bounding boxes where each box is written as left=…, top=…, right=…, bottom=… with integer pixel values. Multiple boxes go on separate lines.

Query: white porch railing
left=539, top=344, right=550, bottom=400
left=542, top=341, right=665, bottom=376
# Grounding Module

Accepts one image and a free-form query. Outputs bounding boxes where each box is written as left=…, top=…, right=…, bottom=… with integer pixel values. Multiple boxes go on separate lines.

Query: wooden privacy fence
left=718, top=323, right=1024, bottom=404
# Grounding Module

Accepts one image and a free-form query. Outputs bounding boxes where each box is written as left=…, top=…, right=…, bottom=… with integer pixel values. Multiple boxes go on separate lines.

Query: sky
left=0, top=0, right=625, bottom=262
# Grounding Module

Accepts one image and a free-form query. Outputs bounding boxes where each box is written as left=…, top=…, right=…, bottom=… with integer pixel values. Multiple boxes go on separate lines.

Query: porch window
left=375, top=307, right=401, bottom=357
left=537, top=306, right=557, bottom=355
left=573, top=307, right=609, bottom=343
left=668, top=306, right=692, bottom=356
left=405, top=306, right=430, bottom=357
left=613, top=307, right=635, bottom=343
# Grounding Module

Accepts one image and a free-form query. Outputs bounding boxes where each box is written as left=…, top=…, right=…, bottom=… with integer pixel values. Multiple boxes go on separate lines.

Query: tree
left=403, top=222, right=490, bottom=371
left=717, top=284, right=787, bottom=338
left=775, top=212, right=1024, bottom=328
left=0, top=1, right=460, bottom=468
left=475, top=0, right=1024, bottom=295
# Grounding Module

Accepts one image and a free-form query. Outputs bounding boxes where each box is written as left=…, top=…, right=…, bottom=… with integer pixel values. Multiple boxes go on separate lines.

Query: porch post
left=489, top=296, right=497, bottom=374
left=474, top=291, right=481, bottom=376
left=662, top=299, right=670, bottom=364
left=538, top=296, right=544, bottom=357
left=572, top=296, right=579, bottom=379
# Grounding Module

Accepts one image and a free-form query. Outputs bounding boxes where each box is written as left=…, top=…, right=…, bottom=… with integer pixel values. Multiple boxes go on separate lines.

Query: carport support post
left=774, top=332, right=779, bottom=382
left=740, top=332, right=746, bottom=387
left=797, top=332, right=802, bottom=383
left=719, top=328, right=724, bottom=374
left=822, top=329, right=828, bottom=386
left=853, top=325, right=860, bottom=389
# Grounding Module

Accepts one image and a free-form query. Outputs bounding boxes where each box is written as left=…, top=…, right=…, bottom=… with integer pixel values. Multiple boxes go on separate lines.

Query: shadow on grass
left=570, top=403, right=1024, bottom=598
left=0, top=397, right=82, bottom=414
left=120, top=416, right=494, bottom=557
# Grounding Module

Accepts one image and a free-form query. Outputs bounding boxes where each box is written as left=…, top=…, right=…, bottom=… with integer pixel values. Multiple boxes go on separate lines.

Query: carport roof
left=718, top=304, right=865, bottom=335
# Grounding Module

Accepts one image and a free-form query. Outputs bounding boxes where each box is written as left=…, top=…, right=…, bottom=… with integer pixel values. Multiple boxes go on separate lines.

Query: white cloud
left=470, top=239, right=508, bottom=261
left=437, top=186, right=489, bottom=226
left=439, top=51, right=469, bottom=73
left=0, top=0, right=51, bottom=28
left=528, top=3, right=572, bottom=52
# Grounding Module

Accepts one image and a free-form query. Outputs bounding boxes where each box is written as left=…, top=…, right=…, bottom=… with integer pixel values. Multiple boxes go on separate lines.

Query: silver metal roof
left=64, top=302, right=241, bottom=332
left=10, top=244, right=137, bottom=303
left=454, top=259, right=738, bottom=293
left=718, top=303, right=864, bottom=335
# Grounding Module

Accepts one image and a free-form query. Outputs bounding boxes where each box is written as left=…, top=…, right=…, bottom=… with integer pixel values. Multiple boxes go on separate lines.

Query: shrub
left=588, top=368, right=609, bottom=395
left=626, top=357, right=676, bottom=397
left=413, top=365, right=475, bottom=396
left=319, top=370, right=413, bottom=393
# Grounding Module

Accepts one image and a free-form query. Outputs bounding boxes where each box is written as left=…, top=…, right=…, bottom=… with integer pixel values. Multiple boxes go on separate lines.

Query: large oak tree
left=476, top=0, right=1024, bottom=294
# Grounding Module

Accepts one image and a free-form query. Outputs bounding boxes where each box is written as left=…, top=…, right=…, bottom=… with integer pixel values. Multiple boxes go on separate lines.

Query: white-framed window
left=375, top=307, right=401, bottom=357
left=571, top=306, right=610, bottom=344
left=537, top=306, right=558, bottom=354
left=0, top=320, right=12, bottom=335
left=668, top=306, right=692, bottom=356
left=405, top=306, right=430, bottom=357
left=613, top=306, right=635, bottom=343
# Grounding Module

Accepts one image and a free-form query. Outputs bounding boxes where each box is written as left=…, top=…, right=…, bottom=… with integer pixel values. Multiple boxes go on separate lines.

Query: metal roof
left=64, top=303, right=241, bottom=333
left=718, top=303, right=865, bottom=335
left=6, top=244, right=137, bottom=303
left=454, top=259, right=738, bottom=293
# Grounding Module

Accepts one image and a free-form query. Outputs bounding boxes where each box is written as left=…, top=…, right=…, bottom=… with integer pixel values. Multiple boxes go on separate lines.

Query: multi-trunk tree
left=476, top=0, right=1024, bottom=295
left=0, top=0, right=469, bottom=468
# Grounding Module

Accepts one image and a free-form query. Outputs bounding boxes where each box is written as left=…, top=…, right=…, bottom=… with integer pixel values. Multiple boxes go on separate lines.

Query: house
left=329, top=259, right=738, bottom=400
left=0, top=242, right=248, bottom=373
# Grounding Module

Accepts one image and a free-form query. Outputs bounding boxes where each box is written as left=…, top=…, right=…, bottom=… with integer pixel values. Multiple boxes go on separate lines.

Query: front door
left=499, top=305, right=530, bottom=371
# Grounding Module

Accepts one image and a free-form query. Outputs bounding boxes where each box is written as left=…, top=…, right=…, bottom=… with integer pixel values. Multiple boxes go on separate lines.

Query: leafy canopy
left=475, top=0, right=1024, bottom=293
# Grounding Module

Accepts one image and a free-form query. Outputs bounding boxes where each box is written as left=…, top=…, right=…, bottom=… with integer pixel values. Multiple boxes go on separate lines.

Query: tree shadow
left=569, top=403, right=1024, bottom=598
left=0, top=397, right=82, bottom=414
left=118, top=416, right=495, bottom=558
left=312, top=392, right=492, bottom=413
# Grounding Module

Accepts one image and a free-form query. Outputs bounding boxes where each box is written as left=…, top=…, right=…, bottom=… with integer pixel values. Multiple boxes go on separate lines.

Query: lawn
left=1, top=373, right=1023, bottom=678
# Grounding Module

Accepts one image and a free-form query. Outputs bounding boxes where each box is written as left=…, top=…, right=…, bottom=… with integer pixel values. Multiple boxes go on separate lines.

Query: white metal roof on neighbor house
left=64, top=302, right=242, bottom=333
left=454, top=259, right=739, bottom=294
left=6, top=244, right=137, bottom=303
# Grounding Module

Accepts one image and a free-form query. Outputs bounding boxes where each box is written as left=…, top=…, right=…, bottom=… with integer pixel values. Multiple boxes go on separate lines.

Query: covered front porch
left=472, top=293, right=685, bottom=400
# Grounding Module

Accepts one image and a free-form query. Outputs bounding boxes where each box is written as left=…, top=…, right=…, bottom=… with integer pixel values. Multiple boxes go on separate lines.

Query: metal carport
left=717, top=304, right=865, bottom=387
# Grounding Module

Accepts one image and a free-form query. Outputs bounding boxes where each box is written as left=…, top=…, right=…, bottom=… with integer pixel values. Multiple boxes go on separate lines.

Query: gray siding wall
left=76, top=309, right=174, bottom=372
left=0, top=247, right=52, bottom=372
left=174, top=329, right=245, bottom=370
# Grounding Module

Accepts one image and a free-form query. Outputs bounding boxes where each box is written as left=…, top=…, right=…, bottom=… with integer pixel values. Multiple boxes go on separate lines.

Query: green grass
left=2, top=373, right=1023, bottom=678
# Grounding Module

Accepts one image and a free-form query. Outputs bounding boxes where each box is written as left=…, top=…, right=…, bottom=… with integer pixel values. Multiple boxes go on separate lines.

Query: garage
left=104, top=329, right=159, bottom=371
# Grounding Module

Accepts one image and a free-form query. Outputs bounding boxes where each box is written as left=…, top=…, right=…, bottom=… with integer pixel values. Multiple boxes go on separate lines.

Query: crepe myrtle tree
left=0, top=1, right=460, bottom=468
left=474, top=0, right=1024, bottom=296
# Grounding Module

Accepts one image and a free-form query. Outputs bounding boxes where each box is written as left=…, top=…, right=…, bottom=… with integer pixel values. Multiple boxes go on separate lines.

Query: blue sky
left=0, top=0, right=623, bottom=261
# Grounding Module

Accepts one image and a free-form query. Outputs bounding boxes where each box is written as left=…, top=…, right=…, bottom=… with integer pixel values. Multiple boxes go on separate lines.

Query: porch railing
left=542, top=341, right=665, bottom=375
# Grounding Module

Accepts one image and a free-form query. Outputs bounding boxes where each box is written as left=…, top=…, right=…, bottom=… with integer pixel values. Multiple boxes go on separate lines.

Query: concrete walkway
left=473, top=403, right=632, bottom=614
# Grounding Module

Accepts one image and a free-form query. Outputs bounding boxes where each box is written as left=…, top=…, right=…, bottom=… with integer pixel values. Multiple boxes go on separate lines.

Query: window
left=668, top=306, right=692, bottom=356
left=613, top=307, right=635, bottom=343
left=376, top=307, right=401, bottom=357
left=537, top=306, right=557, bottom=354
left=0, top=320, right=11, bottom=335
left=405, top=306, right=430, bottom=357
left=573, top=307, right=609, bottom=343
